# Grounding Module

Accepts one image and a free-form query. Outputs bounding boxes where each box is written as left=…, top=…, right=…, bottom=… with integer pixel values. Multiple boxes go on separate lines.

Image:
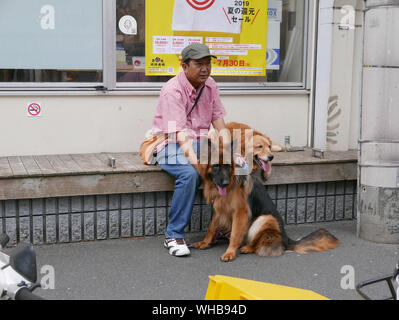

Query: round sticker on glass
left=119, top=15, right=137, bottom=35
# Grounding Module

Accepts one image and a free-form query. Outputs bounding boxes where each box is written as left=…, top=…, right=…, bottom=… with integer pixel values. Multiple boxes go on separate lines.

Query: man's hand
left=177, top=131, right=198, bottom=166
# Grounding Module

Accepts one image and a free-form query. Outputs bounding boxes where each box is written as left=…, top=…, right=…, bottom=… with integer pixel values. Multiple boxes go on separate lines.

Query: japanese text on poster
left=145, top=0, right=268, bottom=76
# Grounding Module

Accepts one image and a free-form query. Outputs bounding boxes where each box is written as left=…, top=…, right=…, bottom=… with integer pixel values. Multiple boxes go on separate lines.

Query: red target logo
left=186, top=0, right=215, bottom=11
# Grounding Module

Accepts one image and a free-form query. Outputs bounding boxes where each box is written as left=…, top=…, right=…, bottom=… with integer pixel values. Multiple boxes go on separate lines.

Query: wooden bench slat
left=20, top=156, right=42, bottom=176
left=46, top=155, right=72, bottom=174
left=34, top=155, right=57, bottom=175
left=274, top=149, right=358, bottom=165
left=95, top=153, right=117, bottom=171
left=58, top=154, right=84, bottom=173
left=122, top=153, right=159, bottom=172
left=84, top=153, right=114, bottom=172
left=111, top=153, right=140, bottom=171
left=0, top=157, right=13, bottom=177
left=7, top=156, right=28, bottom=177
left=70, top=153, right=109, bottom=173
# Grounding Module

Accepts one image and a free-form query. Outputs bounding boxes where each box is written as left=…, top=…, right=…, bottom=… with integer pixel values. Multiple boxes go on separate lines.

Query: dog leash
left=187, top=85, right=205, bottom=119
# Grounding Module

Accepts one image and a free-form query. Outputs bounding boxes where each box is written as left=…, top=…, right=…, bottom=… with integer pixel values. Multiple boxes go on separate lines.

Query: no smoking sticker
left=27, top=102, right=42, bottom=117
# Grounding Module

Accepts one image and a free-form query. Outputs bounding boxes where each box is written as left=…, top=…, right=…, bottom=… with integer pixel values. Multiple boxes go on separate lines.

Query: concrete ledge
left=0, top=149, right=357, bottom=200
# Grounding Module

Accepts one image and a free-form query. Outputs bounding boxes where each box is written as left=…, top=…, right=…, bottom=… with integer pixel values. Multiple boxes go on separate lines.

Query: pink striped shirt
left=151, top=71, right=226, bottom=138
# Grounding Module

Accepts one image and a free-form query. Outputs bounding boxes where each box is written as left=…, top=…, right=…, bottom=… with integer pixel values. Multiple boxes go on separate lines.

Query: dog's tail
left=287, top=229, right=339, bottom=254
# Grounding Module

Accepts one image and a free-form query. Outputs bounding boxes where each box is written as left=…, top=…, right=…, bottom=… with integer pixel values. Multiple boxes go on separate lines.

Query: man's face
left=182, top=56, right=212, bottom=89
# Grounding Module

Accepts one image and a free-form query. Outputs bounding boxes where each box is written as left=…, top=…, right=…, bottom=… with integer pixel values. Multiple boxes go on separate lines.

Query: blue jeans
left=155, top=141, right=200, bottom=239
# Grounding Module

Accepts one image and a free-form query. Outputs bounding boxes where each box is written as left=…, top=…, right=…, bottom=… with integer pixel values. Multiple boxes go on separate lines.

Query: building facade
left=0, top=0, right=363, bottom=157
left=0, top=0, right=367, bottom=244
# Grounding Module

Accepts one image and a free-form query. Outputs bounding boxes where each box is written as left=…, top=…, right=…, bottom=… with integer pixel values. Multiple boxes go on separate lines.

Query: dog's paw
left=220, top=251, right=236, bottom=262
left=240, top=245, right=255, bottom=254
left=193, top=241, right=211, bottom=250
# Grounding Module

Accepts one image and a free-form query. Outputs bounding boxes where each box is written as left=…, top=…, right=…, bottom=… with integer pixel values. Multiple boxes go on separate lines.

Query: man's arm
left=212, top=118, right=232, bottom=145
left=212, top=118, right=226, bottom=132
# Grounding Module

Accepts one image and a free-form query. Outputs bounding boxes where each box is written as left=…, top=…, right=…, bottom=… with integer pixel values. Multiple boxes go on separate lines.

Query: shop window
left=116, top=0, right=170, bottom=83
left=0, top=0, right=103, bottom=83
left=116, top=0, right=306, bottom=86
left=0, top=0, right=307, bottom=89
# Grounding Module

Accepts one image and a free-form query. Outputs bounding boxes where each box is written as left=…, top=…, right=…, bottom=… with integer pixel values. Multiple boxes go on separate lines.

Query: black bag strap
left=187, top=85, right=205, bottom=118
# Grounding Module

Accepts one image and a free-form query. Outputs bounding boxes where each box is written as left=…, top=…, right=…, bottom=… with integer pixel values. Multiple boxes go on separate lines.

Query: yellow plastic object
left=205, top=275, right=329, bottom=300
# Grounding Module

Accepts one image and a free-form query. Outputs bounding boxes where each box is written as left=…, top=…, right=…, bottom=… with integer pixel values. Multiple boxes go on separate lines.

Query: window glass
left=0, top=0, right=103, bottom=83
left=116, top=0, right=305, bottom=84
left=116, top=0, right=171, bottom=83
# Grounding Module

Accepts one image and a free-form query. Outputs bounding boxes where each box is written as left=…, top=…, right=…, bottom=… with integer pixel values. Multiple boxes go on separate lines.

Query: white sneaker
left=164, top=238, right=191, bottom=257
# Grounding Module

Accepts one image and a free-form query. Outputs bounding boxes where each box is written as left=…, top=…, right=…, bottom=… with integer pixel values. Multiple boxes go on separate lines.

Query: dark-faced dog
left=193, top=137, right=339, bottom=262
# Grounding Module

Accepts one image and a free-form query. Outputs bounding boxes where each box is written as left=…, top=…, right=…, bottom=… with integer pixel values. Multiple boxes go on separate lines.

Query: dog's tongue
left=260, top=160, right=271, bottom=173
left=217, top=186, right=227, bottom=197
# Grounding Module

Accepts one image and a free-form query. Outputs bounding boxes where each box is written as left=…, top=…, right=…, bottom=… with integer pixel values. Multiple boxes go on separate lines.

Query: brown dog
left=225, top=122, right=285, bottom=181
left=193, top=137, right=339, bottom=262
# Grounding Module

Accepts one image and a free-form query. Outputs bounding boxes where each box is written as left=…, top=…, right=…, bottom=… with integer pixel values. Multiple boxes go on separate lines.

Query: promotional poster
left=145, top=0, right=268, bottom=76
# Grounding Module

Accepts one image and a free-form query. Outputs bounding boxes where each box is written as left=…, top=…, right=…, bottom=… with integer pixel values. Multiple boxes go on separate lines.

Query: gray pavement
left=31, top=220, right=398, bottom=300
